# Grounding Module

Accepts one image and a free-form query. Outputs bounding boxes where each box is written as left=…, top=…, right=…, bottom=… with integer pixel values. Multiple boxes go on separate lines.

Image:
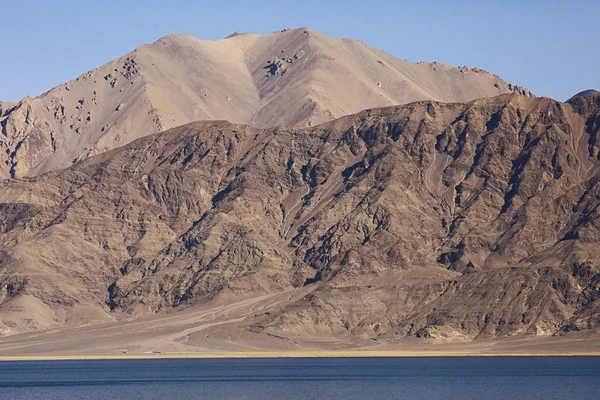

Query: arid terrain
left=1, top=289, right=598, bottom=358
left=0, top=28, right=528, bottom=179
left=1, top=89, right=599, bottom=355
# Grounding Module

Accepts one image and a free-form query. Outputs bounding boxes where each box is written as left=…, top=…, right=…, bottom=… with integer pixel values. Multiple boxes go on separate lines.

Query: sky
left=0, top=0, right=598, bottom=102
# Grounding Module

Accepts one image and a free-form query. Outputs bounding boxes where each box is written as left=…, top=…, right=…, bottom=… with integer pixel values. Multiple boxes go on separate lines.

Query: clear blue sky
left=1, top=0, right=598, bottom=102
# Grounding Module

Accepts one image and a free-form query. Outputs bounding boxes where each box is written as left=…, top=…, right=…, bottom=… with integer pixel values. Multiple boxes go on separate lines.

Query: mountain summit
left=568, top=89, right=600, bottom=102
left=0, top=28, right=529, bottom=178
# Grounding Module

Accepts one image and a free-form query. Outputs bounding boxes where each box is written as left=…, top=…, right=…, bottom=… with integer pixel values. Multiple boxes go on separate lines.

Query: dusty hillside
left=0, top=28, right=529, bottom=178
left=0, top=93, right=598, bottom=344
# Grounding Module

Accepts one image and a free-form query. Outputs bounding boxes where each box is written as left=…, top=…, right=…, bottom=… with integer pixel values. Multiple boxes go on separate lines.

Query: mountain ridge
left=0, top=27, right=529, bottom=178
left=1, top=93, right=598, bottom=345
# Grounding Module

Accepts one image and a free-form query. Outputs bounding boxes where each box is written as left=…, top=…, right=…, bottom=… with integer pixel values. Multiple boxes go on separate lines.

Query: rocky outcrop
left=1, top=93, right=597, bottom=341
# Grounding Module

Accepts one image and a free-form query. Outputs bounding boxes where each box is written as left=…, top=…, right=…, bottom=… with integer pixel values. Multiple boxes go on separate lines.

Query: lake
left=0, top=356, right=598, bottom=399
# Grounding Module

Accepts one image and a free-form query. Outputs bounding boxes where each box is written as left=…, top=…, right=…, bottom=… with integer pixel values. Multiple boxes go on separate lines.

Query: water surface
left=0, top=356, right=598, bottom=399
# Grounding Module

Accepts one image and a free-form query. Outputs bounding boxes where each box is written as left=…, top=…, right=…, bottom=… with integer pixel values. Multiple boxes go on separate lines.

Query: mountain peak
left=0, top=29, right=526, bottom=178
left=151, top=33, right=204, bottom=46
left=567, top=89, right=600, bottom=102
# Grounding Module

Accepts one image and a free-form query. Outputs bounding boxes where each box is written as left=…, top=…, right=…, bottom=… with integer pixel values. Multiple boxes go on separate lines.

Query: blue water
left=0, top=357, right=598, bottom=399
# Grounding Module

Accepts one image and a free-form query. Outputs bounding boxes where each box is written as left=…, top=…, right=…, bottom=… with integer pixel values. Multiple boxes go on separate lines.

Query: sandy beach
left=2, top=348, right=600, bottom=362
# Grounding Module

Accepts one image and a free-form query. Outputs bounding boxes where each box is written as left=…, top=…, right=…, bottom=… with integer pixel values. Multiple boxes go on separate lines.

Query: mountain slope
left=0, top=28, right=529, bottom=178
left=0, top=93, right=598, bottom=342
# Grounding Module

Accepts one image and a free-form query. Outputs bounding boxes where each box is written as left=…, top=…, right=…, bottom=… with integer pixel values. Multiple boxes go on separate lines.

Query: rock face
left=1, top=93, right=598, bottom=342
left=0, top=28, right=528, bottom=179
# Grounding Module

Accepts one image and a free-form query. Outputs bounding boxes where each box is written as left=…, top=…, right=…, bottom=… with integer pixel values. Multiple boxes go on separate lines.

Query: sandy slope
left=0, top=28, right=528, bottom=178
left=0, top=287, right=598, bottom=358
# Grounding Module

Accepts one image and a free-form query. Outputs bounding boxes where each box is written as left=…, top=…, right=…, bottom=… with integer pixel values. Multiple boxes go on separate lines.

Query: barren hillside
left=0, top=28, right=528, bottom=178
left=0, top=93, right=598, bottom=345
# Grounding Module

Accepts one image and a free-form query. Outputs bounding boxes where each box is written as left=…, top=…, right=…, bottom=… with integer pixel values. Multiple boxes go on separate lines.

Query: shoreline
left=2, top=350, right=600, bottom=361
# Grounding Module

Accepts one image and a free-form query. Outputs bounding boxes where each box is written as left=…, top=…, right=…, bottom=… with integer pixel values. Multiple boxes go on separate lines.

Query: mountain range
left=1, top=28, right=598, bottom=355
left=1, top=91, right=599, bottom=346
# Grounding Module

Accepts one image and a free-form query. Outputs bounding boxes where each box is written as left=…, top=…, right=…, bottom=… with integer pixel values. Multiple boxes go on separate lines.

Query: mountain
left=1, top=93, right=598, bottom=347
left=568, top=89, right=600, bottom=102
left=0, top=28, right=530, bottom=179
